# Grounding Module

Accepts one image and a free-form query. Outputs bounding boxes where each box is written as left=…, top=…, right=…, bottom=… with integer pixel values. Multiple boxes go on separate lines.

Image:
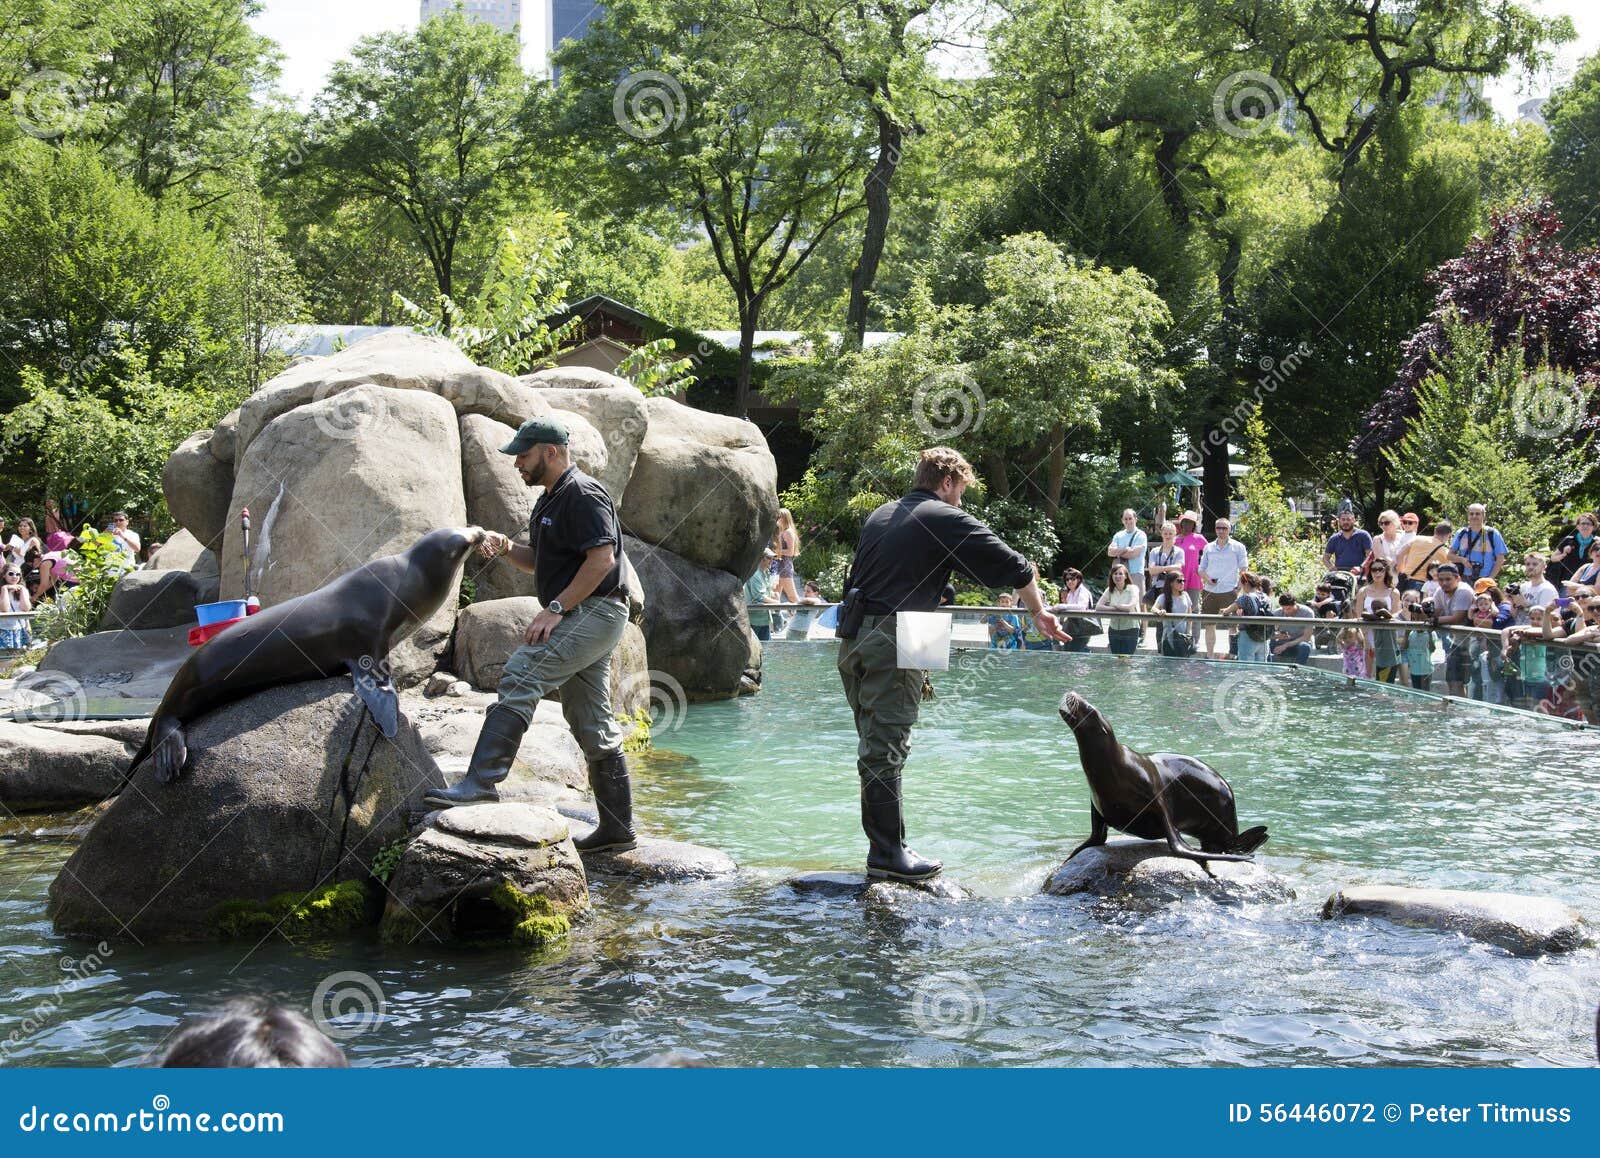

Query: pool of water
left=2, top=645, right=1597, bottom=1067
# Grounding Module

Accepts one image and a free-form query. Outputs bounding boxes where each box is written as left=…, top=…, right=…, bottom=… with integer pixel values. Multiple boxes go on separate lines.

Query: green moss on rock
left=208, top=880, right=371, bottom=941
left=489, top=881, right=571, bottom=945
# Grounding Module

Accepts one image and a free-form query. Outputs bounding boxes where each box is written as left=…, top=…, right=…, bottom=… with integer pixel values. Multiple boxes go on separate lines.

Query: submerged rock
left=582, top=837, right=736, bottom=882
left=381, top=803, right=589, bottom=946
left=786, top=871, right=969, bottom=902
left=1321, top=886, right=1589, bottom=957
left=1042, top=840, right=1294, bottom=906
left=47, top=677, right=443, bottom=941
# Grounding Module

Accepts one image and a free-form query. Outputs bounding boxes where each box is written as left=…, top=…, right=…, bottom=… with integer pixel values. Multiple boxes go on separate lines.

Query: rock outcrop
left=1321, top=885, right=1589, bottom=956
left=99, top=568, right=219, bottom=631
left=381, top=803, right=589, bottom=945
left=626, top=537, right=759, bottom=699
left=48, top=678, right=443, bottom=941
left=221, top=385, right=467, bottom=686
left=162, top=431, right=233, bottom=553
left=0, top=723, right=135, bottom=812
left=1042, top=840, right=1294, bottom=906
left=620, top=396, right=777, bottom=579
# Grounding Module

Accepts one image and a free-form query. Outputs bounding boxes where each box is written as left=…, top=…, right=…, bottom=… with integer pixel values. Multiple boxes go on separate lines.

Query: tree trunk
left=984, top=452, right=1011, bottom=502
left=1201, top=420, right=1231, bottom=534
left=846, top=113, right=903, bottom=345
left=1045, top=423, right=1066, bottom=519
left=735, top=306, right=757, bottom=419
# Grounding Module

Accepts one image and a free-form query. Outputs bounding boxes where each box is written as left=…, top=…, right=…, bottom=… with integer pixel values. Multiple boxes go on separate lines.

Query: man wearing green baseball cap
left=426, top=414, right=639, bottom=854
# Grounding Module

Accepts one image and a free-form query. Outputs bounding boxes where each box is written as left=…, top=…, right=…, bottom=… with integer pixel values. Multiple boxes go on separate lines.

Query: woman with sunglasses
left=1053, top=568, right=1094, bottom=652
left=1354, top=557, right=1400, bottom=681
left=0, top=563, right=32, bottom=651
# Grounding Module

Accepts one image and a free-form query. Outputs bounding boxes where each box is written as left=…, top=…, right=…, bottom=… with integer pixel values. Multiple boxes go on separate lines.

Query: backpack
left=1240, top=592, right=1272, bottom=641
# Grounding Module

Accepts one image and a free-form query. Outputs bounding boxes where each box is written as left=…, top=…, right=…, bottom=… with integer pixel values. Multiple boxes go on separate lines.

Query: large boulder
left=0, top=723, right=135, bottom=812
left=99, top=568, right=218, bottom=632
left=40, top=624, right=194, bottom=702
left=380, top=803, right=589, bottom=946
left=1042, top=840, right=1295, bottom=906
left=145, top=529, right=209, bottom=573
left=620, top=396, right=777, bottom=578
left=162, top=431, right=233, bottom=553
left=1322, top=886, right=1589, bottom=957
left=459, top=413, right=539, bottom=602
left=221, top=385, right=467, bottom=687
left=47, top=678, right=444, bottom=941
left=419, top=699, right=587, bottom=795
left=519, top=371, right=649, bottom=501
left=232, top=331, right=479, bottom=460
left=626, top=536, right=758, bottom=700
left=452, top=596, right=650, bottom=719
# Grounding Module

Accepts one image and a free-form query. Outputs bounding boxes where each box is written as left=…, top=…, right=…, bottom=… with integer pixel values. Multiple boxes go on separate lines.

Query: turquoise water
left=1, top=645, right=1597, bottom=1067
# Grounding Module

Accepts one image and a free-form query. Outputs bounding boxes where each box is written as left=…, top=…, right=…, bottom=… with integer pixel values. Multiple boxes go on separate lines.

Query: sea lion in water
left=1057, top=691, right=1268, bottom=863
left=126, top=526, right=489, bottom=784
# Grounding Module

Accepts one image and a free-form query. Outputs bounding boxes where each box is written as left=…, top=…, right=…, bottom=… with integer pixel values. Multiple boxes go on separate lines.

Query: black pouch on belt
left=836, top=587, right=866, bottom=639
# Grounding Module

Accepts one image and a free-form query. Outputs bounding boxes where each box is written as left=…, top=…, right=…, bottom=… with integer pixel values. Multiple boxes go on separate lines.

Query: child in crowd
left=1338, top=626, right=1367, bottom=678
left=1397, top=591, right=1434, bottom=690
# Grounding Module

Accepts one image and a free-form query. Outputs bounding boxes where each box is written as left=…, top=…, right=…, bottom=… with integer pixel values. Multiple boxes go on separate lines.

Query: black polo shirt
left=529, top=466, right=625, bottom=605
left=849, top=489, right=1034, bottom=615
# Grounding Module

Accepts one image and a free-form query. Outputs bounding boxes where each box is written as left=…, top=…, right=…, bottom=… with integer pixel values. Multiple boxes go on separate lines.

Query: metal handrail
left=753, top=602, right=1600, bottom=652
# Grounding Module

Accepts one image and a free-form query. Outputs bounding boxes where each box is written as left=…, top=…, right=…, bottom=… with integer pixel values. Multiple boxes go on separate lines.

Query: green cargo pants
left=837, top=613, right=926, bottom=786
left=497, top=595, right=628, bottom=758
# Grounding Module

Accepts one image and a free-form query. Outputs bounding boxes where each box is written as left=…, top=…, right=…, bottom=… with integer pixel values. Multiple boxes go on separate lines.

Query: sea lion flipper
left=1228, top=825, right=1269, bottom=855
left=345, top=659, right=400, bottom=738
left=146, top=716, right=188, bottom=784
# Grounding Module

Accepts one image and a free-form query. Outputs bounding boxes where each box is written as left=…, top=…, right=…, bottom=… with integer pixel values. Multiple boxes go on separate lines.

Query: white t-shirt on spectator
left=1522, top=578, right=1558, bottom=608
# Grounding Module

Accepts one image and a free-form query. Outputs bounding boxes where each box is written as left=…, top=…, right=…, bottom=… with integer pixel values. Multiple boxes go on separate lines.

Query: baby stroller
left=1313, top=570, right=1356, bottom=652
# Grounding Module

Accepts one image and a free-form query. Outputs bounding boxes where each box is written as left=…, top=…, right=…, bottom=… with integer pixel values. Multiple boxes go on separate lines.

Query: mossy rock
left=490, top=881, right=572, bottom=945
left=208, top=880, right=373, bottom=941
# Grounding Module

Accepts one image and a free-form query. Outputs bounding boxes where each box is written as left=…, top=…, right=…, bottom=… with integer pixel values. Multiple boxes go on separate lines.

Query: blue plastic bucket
left=195, top=599, right=248, bottom=626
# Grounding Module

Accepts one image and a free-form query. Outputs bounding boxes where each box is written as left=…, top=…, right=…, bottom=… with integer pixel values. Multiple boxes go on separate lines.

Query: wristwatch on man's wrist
left=546, top=599, right=565, bottom=616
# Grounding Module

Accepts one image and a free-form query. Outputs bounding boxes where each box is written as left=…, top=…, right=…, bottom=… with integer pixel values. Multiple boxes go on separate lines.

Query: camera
left=1504, top=583, right=1522, bottom=596
left=1419, top=599, right=1436, bottom=617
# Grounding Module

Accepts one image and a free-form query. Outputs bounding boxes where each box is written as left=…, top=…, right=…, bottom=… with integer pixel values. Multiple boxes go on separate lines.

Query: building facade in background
left=420, top=0, right=523, bottom=38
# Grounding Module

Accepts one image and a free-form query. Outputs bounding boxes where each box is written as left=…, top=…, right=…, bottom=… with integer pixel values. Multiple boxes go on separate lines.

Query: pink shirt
left=1175, top=532, right=1207, bottom=593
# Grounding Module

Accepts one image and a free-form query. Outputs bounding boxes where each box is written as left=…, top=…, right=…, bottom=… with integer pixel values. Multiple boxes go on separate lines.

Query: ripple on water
left=1, top=646, right=1597, bottom=1066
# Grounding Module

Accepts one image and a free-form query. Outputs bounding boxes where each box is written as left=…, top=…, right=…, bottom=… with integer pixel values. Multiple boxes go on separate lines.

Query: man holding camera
left=836, top=447, right=1070, bottom=882
left=1427, top=563, right=1475, bottom=696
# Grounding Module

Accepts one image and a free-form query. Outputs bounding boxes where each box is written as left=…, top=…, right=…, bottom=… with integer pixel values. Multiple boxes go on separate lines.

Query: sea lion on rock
left=1058, top=691, right=1267, bottom=863
left=127, top=526, right=489, bottom=784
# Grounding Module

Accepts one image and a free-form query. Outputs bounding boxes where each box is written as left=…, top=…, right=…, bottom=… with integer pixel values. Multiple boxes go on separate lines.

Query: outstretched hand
left=1033, top=608, right=1072, bottom=643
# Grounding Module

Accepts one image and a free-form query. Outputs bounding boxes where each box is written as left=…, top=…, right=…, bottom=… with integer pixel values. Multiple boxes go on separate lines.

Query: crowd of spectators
left=0, top=504, right=146, bottom=651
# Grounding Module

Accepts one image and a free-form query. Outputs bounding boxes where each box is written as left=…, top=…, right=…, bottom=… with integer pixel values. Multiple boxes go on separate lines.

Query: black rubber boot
left=575, top=750, right=637, bottom=853
left=861, top=775, right=941, bottom=881
left=423, top=704, right=526, bottom=807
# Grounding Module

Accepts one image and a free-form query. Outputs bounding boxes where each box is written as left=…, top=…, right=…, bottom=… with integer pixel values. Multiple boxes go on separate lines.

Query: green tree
left=299, top=10, right=543, bottom=312
left=555, top=0, right=872, bottom=415
left=219, top=170, right=304, bottom=394
left=1543, top=52, right=1600, bottom=249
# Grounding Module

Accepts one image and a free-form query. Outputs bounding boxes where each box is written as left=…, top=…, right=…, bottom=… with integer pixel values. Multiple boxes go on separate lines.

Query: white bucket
left=895, top=611, right=951, bottom=671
